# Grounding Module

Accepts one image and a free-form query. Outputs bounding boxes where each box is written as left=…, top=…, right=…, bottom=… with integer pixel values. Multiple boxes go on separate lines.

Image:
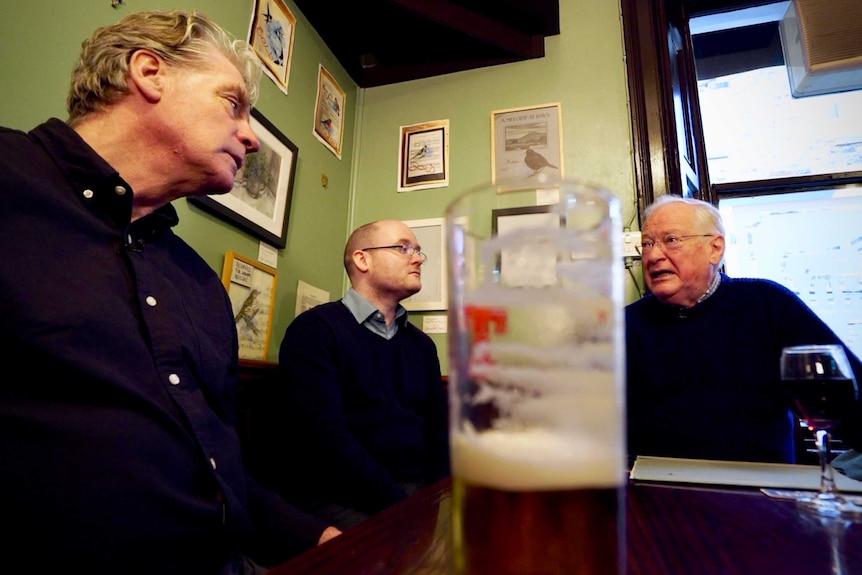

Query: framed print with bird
left=247, top=0, right=296, bottom=94
left=313, top=64, right=346, bottom=159
left=221, top=252, right=278, bottom=361
left=398, top=120, right=450, bottom=192
left=491, top=103, right=563, bottom=184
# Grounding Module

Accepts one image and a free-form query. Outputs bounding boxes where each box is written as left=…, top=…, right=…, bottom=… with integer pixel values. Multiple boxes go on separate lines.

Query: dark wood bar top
left=268, top=476, right=862, bottom=575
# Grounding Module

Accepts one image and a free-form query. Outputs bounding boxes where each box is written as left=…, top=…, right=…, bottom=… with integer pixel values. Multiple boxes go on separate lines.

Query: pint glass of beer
left=445, top=177, right=626, bottom=575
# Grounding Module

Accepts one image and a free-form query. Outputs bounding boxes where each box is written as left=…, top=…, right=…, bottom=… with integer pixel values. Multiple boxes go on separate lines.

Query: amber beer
left=450, top=432, right=625, bottom=575
left=452, top=479, right=623, bottom=575
left=445, top=178, right=626, bottom=575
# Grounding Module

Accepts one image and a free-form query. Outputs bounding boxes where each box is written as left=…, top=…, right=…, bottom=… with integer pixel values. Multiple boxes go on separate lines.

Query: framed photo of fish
left=313, top=64, right=346, bottom=159
left=491, top=103, right=564, bottom=184
left=248, top=0, right=296, bottom=94
left=398, top=120, right=450, bottom=192
left=221, top=252, right=278, bottom=361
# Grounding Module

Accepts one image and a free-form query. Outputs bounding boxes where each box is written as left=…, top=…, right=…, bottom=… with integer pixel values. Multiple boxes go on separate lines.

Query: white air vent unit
left=779, top=0, right=862, bottom=97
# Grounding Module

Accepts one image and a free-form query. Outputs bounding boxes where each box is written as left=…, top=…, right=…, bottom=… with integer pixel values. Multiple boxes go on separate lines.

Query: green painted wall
left=0, top=0, right=358, bottom=362
left=0, top=0, right=641, bottom=371
left=352, top=0, right=639, bottom=373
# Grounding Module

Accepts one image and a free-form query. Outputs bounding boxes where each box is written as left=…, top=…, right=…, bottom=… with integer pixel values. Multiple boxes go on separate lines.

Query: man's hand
left=318, top=526, right=342, bottom=545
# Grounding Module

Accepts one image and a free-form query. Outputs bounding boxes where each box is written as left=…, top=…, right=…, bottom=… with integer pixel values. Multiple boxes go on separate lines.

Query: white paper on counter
left=630, top=455, right=862, bottom=493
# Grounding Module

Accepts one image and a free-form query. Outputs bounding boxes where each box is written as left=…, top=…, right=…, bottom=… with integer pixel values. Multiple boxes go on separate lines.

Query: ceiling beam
left=386, top=0, right=546, bottom=58
left=361, top=55, right=527, bottom=87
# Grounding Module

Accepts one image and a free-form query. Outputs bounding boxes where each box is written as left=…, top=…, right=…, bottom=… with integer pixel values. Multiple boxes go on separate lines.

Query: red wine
left=784, top=377, right=858, bottom=431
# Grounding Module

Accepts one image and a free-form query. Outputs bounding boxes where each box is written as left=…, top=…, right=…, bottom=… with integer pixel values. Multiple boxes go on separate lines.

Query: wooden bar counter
left=268, top=476, right=862, bottom=575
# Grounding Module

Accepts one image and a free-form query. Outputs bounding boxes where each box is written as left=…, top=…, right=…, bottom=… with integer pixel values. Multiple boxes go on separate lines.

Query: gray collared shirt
left=696, top=271, right=722, bottom=304
left=341, top=287, right=408, bottom=340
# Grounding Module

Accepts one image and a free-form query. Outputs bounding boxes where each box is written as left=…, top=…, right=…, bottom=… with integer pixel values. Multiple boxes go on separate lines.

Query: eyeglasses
left=639, top=234, right=715, bottom=254
left=361, top=244, right=427, bottom=264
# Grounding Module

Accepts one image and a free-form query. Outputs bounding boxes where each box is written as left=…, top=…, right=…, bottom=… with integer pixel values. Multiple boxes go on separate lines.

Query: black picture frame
left=189, top=108, right=298, bottom=248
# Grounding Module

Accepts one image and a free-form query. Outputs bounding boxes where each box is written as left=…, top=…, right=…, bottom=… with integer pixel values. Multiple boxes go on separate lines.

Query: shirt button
left=168, top=373, right=180, bottom=385
left=145, top=296, right=157, bottom=307
left=114, top=185, right=127, bottom=196
left=210, top=458, right=217, bottom=469
left=82, top=189, right=95, bottom=199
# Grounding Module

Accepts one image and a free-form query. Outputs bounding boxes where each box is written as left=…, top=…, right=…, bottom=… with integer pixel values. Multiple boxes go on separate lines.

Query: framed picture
left=221, top=251, right=278, bottom=361
left=398, top=120, right=450, bottom=192
left=189, top=108, right=297, bottom=249
left=491, top=206, right=562, bottom=287
left=401, top=218, right=447, bottom=311
left=313, top=64, right=346, bottom=159
left=247, top=0, right=296, bottom=94
left=491, top=103, right=563, bottom=184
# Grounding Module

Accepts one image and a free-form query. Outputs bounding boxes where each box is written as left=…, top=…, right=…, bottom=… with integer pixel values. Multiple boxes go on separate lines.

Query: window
left=691, top=2, right=862, bottom=184
left=690, top=2, right=862, bottom=362
left=719, top=186, right=862, bottom=360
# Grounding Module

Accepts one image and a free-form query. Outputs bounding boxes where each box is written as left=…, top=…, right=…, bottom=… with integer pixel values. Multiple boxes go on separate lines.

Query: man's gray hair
left=67, top=10, right=261, bottom=123
left=645, top=194, right=725, bottom=236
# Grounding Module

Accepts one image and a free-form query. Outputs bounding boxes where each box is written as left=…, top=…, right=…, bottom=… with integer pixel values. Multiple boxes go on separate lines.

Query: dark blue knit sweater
left=626, top=274, right=862, bottom=464
left=258, top=301, right=449, bottom=515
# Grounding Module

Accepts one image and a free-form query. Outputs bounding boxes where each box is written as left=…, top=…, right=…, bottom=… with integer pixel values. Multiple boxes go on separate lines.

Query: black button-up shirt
left=0, top=119, right=325, bottom=573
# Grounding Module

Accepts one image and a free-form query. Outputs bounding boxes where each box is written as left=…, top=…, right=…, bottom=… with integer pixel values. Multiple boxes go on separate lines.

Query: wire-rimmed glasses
left=361, top=244, right=427, bottom=264
left=638, top=234, right=715, bottom=254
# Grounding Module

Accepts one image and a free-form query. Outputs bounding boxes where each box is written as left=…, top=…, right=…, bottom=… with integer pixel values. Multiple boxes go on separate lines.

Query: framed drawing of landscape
left=189, top=108, right=297, bottom=249
left=491, top=103, right=563, bottom=184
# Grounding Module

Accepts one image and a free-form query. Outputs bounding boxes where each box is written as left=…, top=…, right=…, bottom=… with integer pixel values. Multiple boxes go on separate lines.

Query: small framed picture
left=491, top=206, right=562, bottom=287
left=221, top=251, right=278, bottom=361
left=313, top=64, right=346, bottom=159
left=491, top=103, right=563, bottom=184
left=247, top=0, right=296, bottom=94
left=189, top=108, right=298, bottom=249
left=401, top=217, right=447, bottom=311
left=398, top=120, right=450, bottom=192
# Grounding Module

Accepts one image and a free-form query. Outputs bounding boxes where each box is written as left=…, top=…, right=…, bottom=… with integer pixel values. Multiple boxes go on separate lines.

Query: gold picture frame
left=221, top=251, right=278, bottom=361
left=247, top=0, right=296, bottom=94
left=491, top=103, right=563, bottom=184
left=313, top=64, right=346, bottom=159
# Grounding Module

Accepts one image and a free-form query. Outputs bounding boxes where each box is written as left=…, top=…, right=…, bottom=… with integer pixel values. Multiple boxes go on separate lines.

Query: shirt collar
left=32, top=118, right=179, bottom=237
left=659, top=272, right=724, bottom=319
left=341, top=288, right=408, bottom=338
left=696, top=271, right=722, bottom=304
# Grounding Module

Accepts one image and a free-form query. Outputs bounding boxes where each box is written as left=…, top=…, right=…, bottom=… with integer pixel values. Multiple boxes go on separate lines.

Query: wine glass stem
left=815, top=429, right=838, bottom=495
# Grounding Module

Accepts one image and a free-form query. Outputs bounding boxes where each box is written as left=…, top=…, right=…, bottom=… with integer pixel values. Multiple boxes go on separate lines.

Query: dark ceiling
left=291, top=0, right=561, bottom=88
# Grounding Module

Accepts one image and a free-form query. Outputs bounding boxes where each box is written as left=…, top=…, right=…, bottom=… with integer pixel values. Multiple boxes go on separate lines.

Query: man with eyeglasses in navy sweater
left=254, top=220, right=450, bottom=530
left=626, top=195, right=862, bottom=465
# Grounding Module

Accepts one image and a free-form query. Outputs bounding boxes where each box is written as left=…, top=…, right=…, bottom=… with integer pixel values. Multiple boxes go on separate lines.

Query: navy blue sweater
left=626, top=274, right=862, bottom=463
left=258, top=301, right=449, bottom=515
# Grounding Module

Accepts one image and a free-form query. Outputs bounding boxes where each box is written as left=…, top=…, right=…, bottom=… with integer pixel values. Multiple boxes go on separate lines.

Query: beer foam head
left=451, top=428, right=625, bottom=491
